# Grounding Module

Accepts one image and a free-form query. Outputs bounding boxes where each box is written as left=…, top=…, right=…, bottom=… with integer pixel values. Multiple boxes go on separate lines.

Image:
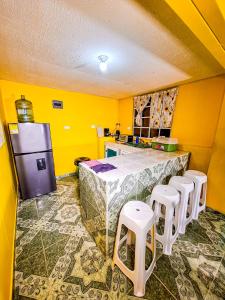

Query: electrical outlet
left=64, top=125, right=71, bottom=130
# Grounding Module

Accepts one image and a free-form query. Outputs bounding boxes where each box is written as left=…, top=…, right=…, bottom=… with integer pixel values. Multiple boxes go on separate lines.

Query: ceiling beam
left=165, top=0, right=225, bottom=69
left=192, top=0, right=225, bottom=50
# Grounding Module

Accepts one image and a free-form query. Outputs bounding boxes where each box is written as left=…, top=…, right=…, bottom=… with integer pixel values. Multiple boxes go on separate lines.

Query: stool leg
left=163, top=206, right=174, bottom=255
left=112, top=220, right=122, bottom=270
left=155, top=202, right=160, bottom=224
left=193, top=184, right=201, bottom=220
left=179, top=192, right=189, bottom=234
left=146, top=225, right=157, bottom=274
left=148, top=196, right=154, bottom=209
left=151, top=225, right=156, bottom=263
left=194, top=182, right=207, bottom=219
left=174, top=201, right=180, bottom=232
left=147, top=225, right=155, bottom=253
left=134, top=233, right=146, bottom=297
left=149, top=198, right=160, bottom=224
left=188, top=190, right=195, bottom=221
left=200, top=182, right=207, bottom=211
left=127, top=229, right=133, bottom=246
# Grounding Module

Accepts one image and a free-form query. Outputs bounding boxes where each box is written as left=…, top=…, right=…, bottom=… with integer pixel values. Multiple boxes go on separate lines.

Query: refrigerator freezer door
left=15, top=151, right=56, bottom=199
left=10, top=123, right=52, bottom=154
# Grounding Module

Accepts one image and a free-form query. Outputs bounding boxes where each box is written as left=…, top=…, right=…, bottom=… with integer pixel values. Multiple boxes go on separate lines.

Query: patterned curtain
left=134, top=94, right=150, bottom=127
left=134, top=87, right=178, bottom=129
left=161, top=87, right=178, bottom=128
left=150, top=92, right=163, bottom=128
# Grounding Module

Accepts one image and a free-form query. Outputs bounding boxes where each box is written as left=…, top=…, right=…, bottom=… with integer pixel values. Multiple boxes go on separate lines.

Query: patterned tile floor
left=13, top=176, right=225, bottom=299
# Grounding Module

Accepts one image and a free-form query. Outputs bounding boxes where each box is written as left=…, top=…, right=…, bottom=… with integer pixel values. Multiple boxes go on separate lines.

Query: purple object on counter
left=91, top=163, right=117, bottom=173
left=83, top=160, right=101, bottom=167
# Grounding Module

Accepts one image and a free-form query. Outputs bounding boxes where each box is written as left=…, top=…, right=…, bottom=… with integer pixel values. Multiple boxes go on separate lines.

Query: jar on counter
left=15, top=95, right=34, bottom=123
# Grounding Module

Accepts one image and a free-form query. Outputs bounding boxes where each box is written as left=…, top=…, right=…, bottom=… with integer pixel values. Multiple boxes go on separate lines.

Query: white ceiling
left=0, top=0, right=224, bottom=99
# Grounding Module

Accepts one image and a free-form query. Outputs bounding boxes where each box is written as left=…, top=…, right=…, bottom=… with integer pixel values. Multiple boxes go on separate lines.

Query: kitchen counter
left=79, top=142, right=190, bottom=256
left=88, top=142, right=188, bottom=183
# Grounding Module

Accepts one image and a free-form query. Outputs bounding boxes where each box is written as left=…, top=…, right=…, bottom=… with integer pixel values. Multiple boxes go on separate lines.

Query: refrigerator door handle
left=36, top=158, right=46, bottom=171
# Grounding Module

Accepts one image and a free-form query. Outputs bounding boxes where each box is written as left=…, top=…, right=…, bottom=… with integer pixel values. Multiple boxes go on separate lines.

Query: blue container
left=135, top=136, right=139, bottom=144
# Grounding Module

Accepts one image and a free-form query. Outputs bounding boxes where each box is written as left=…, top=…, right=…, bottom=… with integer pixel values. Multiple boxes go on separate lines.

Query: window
left=133, top=88, right=178, bottom=138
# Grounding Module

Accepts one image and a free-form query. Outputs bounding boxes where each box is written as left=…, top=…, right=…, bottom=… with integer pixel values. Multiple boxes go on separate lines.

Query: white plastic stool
left=148, top=185, right=180, bottom=255
left=112, top=201, right=156, bottom=297
left=184, top=170, right=207, bottom=220
left=169, top=176, right=194, bottom=234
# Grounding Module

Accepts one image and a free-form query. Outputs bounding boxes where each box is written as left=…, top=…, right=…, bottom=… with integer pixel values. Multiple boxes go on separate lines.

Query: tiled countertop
left=80, top=142, right=189, bottom=182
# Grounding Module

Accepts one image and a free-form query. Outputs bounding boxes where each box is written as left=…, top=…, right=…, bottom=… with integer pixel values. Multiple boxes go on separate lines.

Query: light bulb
left=98, top=55, right=109, bottom=73
left=99, top=61, right=107, bottom=72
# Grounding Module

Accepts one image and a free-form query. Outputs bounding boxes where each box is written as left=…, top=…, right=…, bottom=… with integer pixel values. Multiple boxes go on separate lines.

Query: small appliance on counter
left=8, top=123, right=56, bottom=200
left=114, top=123, right=120, bottom=140
left=151, top=137, right=178, bottom=152
left=104, top=128, right=110, bottom=136
left=115, top=129, right=120, bottom=141
left=127, top=135, right=133, bottom=143
left=118, top=134, right=133, bottom=143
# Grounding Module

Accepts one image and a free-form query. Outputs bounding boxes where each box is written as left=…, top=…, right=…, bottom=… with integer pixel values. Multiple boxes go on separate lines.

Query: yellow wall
left=118, top=97, right=133, bottom=135
left=207, top=91, right=225, bottom=213
left=171, top=76, right=225, bottom=173
left=118, top=76, right=225, bottom=173
left=97, top=136, right=115, bottom=159
left=0, top=89, right=17, bottom=300
left=0, top=80, right=119, bottom=176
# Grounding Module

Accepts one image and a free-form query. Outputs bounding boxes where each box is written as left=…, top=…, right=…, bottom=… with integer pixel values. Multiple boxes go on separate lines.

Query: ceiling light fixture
left=98, top=55, right=109, bottom=72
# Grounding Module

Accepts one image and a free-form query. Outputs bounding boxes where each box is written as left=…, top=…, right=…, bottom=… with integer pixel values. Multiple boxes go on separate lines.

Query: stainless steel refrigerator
left=9, top=123, right=56, bottom=200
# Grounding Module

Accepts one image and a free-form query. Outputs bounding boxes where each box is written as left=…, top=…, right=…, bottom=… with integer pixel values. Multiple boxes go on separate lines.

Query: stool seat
left=121, top=201, right=154, bottom=229
left=151, top=185, right=179, bottom=207
left=113, top=200, right=156, bottom=297
left=185, top=170, right=207, bottom=184
left=169, top=176, right=194, bottom=193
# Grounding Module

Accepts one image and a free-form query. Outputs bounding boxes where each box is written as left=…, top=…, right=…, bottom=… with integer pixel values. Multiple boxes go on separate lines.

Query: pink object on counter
left=83, top=160, right=102, bottom=167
